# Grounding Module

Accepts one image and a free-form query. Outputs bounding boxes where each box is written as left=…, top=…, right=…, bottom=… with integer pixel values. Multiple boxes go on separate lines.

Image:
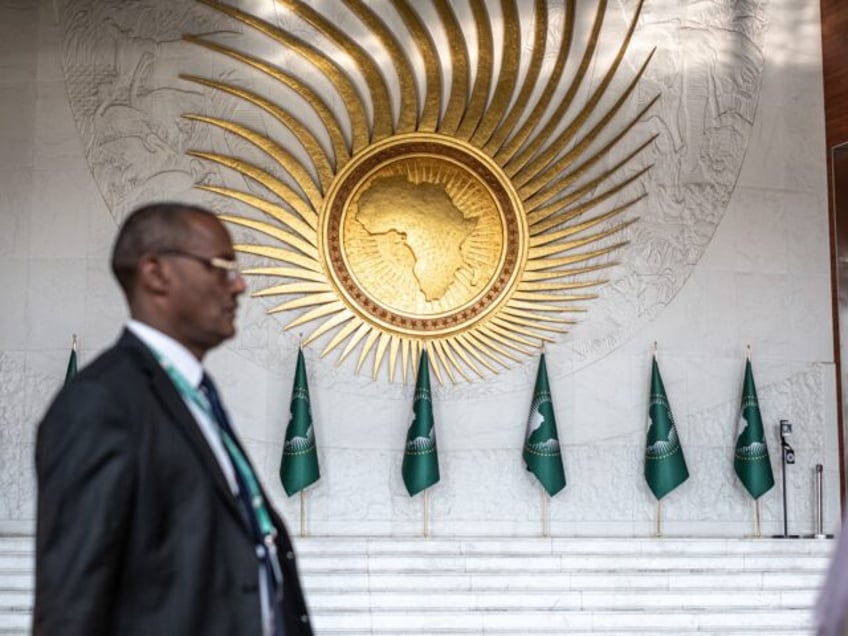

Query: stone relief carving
left=56, top=0, right=767, bottom=399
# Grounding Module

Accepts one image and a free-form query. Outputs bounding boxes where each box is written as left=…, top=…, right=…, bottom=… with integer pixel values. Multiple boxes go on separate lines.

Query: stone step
left=310, top=608, right=814, bottom=632
left=302, top=570, right=824, bottom=592
left=304, top=588, right=817, bottom=611
left=311, top=632, right=810, bottom=636
left=0, top=573, right=32, bottom=591
left=295, top=553, right=831, bottom=573
left=0, top=536, right=830, bottom=636
left=0, top=556, right=32, bottom=571
left=293, top=537, right=836, bottom=557
left=0, top=610, right=28, bottom=633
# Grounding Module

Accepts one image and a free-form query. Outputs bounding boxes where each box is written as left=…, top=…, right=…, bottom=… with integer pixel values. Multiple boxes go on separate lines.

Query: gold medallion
left=184, top=0, right=655, bottom=383
left=322, top=134, right=525, bottom=338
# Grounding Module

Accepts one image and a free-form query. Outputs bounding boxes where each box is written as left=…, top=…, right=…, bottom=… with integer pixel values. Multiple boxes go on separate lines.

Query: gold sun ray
left=501, top=0, right=606, bottom=173
left=518, top=50, right=657, bottom=198
left=183, top=114, right=323, bottom=203
left=486, top=0, right=567, bottom=159
left=392, top=0, right=441, bottom=132
left=181, top=74, right=334, bottom=189
left=454, top=0, right=493, bottom=140
left=278, top=0, right=394, bottom=141
left=469, top=0, right=520, bottom=147
left=235, top=244, right=322, bottom=273
left=400, top=337, right=410, bottom=384
left=480, top=0, right=547, bottom=154
left=454, top=333, right=499, bottom=374
left=512, top=0, right=647, bottom=189
left=526, top=138, right=656, bottom=226
left=241, top=266, right=326, bottom=282
left=431, top=0, right=469, bottom=136
left=356, top=328, right=381, bottom=372
left=198, top=0, right=370, bottom=152
left=388, top=334, right=400, bottom=383
left=372, top=331, right=392, bottom=379
left=219, top=215, right=317, bottom=260
left=431, top=339, right=459, bottom=384
left=460, top=331, right=512, bottom=369
left=283, top=301, right=347, bottom=331
left=322, top=317, right=362, bottom=357
left=338, top=324, right=371, bottom=364
left=183, top=34, right=352, bottom=164
left=444, top=337, right=484, bottom=380
left=192, top=163, right=318, bottom=231
left=203, top=184, right=316, bottom=238
left=186, top=0, right=657, bottom=382
left=302, top=310, right=355, bottom=346
left=345, top=0, right=418, bottom=133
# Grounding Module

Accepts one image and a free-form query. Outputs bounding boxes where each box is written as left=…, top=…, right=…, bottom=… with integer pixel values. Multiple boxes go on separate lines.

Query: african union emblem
left=182, top=0, right=656, bottom=383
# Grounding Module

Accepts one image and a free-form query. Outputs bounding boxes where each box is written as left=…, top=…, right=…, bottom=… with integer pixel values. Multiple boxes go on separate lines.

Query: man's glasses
left=157, top=250, right=242, bottom=282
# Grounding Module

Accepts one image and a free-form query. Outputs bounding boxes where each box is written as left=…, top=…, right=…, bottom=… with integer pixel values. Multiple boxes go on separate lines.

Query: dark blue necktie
left=199, top=373, right=285, bottom=635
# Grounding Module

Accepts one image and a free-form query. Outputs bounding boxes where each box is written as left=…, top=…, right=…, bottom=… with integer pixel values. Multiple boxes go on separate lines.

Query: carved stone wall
left=0, top=0, right=836, bottom=537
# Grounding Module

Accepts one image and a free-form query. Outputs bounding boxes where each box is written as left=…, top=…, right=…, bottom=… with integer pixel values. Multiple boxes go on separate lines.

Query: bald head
left=111, top=202, right=218, bottom=300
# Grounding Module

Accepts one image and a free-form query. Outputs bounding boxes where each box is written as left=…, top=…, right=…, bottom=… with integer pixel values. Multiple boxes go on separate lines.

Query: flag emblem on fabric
left=734, top=359, right=774, bottom=499
left=523, top=354, right=566, bottom=497
left=402, top=350, right=440, bottom=497
left=280, top=348, right=320, bottom=496
left=644, top=357, right=689, bottom=500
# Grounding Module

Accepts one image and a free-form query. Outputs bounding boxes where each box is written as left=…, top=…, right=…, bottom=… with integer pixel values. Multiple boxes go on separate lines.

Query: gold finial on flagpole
left=540, top=339, right=546, bottom=354
left=746, top=344, right=751, bottom=361
left=652, top=341, right=657, bottom=357
left=72, top=334, right=78, bottom=352
left=299, top=332, right=303, bottom=350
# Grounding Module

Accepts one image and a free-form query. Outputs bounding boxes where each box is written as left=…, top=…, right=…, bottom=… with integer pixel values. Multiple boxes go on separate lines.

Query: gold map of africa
left=358, top=176, right=477, bottom=301
left=343, top=165, right=505, bottom=317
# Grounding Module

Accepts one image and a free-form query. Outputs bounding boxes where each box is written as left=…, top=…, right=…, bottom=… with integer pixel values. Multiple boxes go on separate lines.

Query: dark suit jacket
left=34, top=330, right=313, bottom=636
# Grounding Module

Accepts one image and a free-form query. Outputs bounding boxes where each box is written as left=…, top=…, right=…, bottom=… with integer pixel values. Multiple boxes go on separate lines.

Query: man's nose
left=231, top=272, right=247, bottom=295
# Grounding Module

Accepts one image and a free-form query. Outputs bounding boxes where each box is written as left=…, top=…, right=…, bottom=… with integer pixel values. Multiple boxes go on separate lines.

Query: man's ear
left=136, top=254, right=170, bottom=296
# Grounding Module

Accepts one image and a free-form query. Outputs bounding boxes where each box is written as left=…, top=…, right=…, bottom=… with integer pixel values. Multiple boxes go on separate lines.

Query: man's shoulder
left=76, top=331, right=154, bottom=384
left=49, top=332, right=159, bottom=415
left=37, top=333, right=159, bottom=446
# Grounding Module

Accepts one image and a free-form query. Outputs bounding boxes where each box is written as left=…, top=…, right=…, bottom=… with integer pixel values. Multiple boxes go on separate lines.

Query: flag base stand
left=771, top=534, right=801, bottom=539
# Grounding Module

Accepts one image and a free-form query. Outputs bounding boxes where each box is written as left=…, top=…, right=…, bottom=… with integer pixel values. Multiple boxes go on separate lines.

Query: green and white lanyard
left=149, top=347, right=283, bottom=586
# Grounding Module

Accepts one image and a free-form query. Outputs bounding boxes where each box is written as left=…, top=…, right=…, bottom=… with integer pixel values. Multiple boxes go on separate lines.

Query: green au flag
left=280, top=349, right=320, bottom=496
left=64, top=339, right=78, bottom=386
left=644, top=357, right=689, bottom=500
left=522, top=354, right=566, bottom=497
left=734, top=359, right=774, bottom=499
left=402, top=350, right=440, bottom=497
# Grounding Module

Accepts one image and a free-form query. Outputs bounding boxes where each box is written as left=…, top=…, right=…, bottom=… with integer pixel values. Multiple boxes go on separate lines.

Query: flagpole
left=298, top=334, right=306, bottom=538
left=423, top=490, right=430, bottom=538
left=747, top=344, right=762, bottom=539
left=541, top=486, right=549, bottom=537
left=656, top=500, right=662, bottom=537
left=654, top=342, right=660, bottom=538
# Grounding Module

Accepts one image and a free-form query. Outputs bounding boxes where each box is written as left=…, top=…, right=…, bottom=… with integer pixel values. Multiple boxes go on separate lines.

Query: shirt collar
left=127, top=320, right=204, bottom=388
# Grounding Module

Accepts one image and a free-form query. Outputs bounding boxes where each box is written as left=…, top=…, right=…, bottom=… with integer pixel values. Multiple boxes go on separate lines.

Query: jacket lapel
left=118, top=330, right=247, bottom=524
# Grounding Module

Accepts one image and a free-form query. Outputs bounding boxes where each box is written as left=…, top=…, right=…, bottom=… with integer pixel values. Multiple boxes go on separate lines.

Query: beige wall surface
left=0, top=0, right=837, bottom=537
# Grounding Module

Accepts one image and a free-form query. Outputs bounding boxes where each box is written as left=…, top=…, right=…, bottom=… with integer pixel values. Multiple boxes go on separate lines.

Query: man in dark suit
left=34, top=202, right=313, bottom=635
